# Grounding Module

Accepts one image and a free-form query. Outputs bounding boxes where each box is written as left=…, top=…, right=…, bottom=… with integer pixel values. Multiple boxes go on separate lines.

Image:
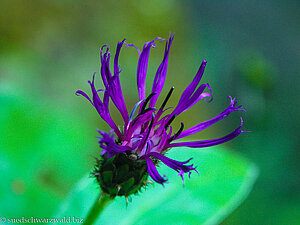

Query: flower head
left=76, top=34, right=246, bottom=193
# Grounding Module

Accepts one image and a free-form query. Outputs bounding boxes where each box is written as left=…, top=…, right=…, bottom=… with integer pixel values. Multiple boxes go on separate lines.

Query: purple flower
left=76, top=34, right=246, bottom=185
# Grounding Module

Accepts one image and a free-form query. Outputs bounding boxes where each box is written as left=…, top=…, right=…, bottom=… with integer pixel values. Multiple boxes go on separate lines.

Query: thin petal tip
left=75, top=90, right=81, bottom=96
left=242, top=130, right=252, bottom=133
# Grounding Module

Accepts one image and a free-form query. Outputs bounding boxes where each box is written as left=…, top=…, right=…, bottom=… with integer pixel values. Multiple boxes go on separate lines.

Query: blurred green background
left=0, top=0, right=299, bottom=224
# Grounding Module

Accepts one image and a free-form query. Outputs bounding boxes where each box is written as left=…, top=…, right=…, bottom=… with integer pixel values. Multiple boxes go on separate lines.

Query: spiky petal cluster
left=76, top=34, right=246, bottom=185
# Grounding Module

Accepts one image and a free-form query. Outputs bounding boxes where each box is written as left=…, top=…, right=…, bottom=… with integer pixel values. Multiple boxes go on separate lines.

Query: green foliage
left=0, top=94, right=94, bottom=218
left=55, top=148, right=258, bottom=225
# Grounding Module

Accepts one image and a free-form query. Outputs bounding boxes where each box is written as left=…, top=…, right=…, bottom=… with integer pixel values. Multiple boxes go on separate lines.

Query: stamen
left=160, top=87, right=174, bottom=111
left=139, top=107, right=156, bottom=115
left=131, top=116, right=141, bottom=127
left=139, top=113, right=155, bottom=151
left=141, top=93, right=157, bottom=113
left=131, top=107, right=156, bottom=127
left=165, top=114, right=176, bottom=129
left=169, top=122, right=184, bottom=141
left=147, top=113, right=155, bottom=137
left=129, top=99, right=144, bottom=121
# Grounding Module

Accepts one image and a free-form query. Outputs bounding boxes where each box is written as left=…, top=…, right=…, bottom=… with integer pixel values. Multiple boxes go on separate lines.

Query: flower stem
left=83, top=193, right=113, bottom=225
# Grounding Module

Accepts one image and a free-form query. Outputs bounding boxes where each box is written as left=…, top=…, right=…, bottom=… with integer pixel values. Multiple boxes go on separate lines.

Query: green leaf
left=55, top=147, right=258, bottom=225
left=0, top=94, right=96, bottom=218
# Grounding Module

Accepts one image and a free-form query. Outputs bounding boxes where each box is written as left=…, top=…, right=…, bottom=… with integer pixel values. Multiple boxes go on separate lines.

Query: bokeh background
left=0, top=0, right=299, bottom=224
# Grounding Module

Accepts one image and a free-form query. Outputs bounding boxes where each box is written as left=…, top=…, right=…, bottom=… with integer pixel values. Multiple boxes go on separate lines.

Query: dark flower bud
left=92, top=153, right=149, bottom=197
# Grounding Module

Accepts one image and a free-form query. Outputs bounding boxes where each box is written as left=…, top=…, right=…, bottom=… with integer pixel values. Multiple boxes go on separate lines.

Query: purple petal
left=149, top=33, right=174, bottom=108
left=124, top=41, right=141, bottom=55
left=88, top=73, right=107, bottom=116
left=170, top=83, right=211, bottom=118
left=128, top=99, right=145, bottom=122
left=97, top=130, right=131, bottom=158
left=75, top=90, right=94, bottom=106
left=99, top=41, right=129, bottom=123
left=178, top=60, right=207, bottom=106
left=114, top=39, right=126, bottom=76
left=147, top=152, right=197, bottom=184
left=168, top=117, right=246, bottom=148
left=165, top=61, right=210, bottom=121
left=78, top=73, right=123, bottom=139
left=100, top=45, right=112, bottom=88
left=137, top=113, right=155, bottom=153
left=176, top=96, right=245, bottom=139
left=126, top=109, right=155, bottom=136
left=137, top=37, right=164, bottom=101
left=144, top=155, right=168, bottom=185
left=107, top=75, right=129, bottom=123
